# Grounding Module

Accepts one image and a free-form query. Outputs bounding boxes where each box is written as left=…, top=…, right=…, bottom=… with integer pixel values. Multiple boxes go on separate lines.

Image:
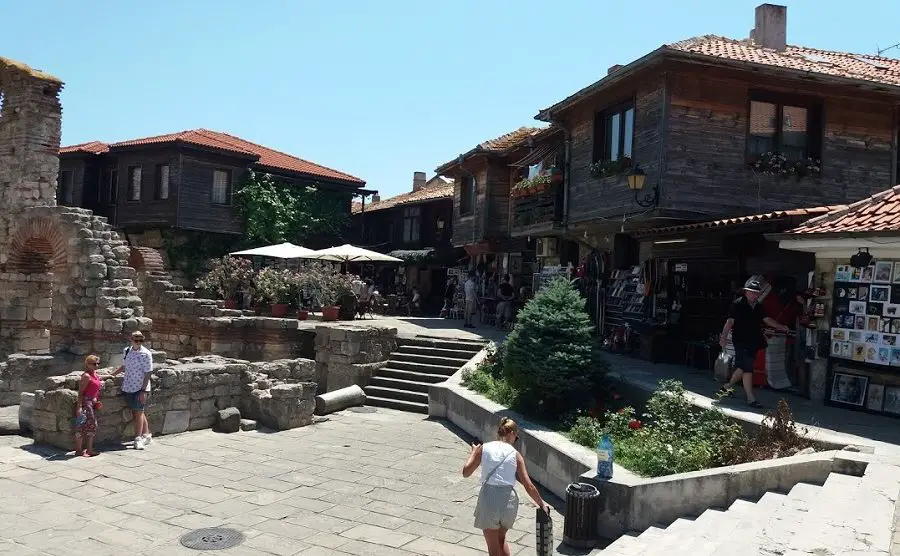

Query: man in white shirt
left=110, top=330, right=154, bottom=449
left=464, top=270, right=477, bottom=329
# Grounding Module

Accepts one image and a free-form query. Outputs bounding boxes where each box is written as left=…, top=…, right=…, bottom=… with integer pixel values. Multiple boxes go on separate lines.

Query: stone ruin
left=0, top=57, right=149, bottom=369
left=0, top=55, right=400, bottom=447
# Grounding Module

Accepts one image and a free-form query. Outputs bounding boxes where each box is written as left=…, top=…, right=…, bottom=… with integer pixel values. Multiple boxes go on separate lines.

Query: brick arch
left=128, top=246, right=166, bottom=273
left=6, top=216, right=69, bottom=273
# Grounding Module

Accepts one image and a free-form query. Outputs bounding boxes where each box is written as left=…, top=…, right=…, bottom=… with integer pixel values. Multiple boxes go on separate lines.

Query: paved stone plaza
left=0, top=408, right=566, bottom=556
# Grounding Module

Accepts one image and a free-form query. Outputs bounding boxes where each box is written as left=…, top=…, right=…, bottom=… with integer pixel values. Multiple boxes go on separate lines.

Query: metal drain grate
left=180, top=528, right=245, bottom=551
left=348, top=406, right=376, bottom=413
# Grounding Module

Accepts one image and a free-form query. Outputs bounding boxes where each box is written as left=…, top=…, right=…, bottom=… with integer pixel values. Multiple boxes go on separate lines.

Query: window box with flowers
left=511, top=173, right=553, bottom=199
left=589, top=157, right=632, bottom=179
left=749, top=152, right=821, bottom=179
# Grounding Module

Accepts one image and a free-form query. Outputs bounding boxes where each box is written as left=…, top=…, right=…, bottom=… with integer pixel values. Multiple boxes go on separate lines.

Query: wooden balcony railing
left=511, top=183, right=563, bottom=231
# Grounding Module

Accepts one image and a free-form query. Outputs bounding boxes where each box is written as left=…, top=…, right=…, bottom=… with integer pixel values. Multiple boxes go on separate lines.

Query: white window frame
left=156, top=164, right=170, bottom=200
left=212, top=169, right=231, bottom=205
left=127, top=165, right=142, bottom=201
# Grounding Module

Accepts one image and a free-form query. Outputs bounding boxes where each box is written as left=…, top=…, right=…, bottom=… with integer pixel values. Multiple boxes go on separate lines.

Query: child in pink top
left=74, top=355, right=103, bottom=457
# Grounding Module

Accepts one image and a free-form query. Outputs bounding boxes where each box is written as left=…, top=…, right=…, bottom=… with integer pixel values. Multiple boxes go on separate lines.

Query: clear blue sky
left=2, top=1, right=898, bottom=198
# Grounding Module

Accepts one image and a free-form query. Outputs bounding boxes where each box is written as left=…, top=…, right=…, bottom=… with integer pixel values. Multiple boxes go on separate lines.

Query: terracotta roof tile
left=633, top=206, right=838, bottom=237
left=59, top=141, right=109, bottom=155
left=434, top=126, right=547, bottom=174
left=668, top=35, right=900, bottom=88
left=61, top=129, right=364, bottom=185
left=352, top=182, right=453, bottom=215
left=788, top=186, right=900, bottom=235
left=539, top=36, right=900, bottom=118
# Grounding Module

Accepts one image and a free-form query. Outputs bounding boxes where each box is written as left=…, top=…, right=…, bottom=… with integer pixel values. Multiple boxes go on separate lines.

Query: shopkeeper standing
left=718, top=279, right=790, bottom=408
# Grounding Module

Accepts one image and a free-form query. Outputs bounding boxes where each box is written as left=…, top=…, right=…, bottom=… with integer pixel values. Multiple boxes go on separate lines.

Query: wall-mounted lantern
left=627, top=165, right=659, bottom=208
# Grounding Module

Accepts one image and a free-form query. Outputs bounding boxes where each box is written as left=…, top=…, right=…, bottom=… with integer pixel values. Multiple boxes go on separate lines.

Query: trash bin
left=562, top=482, right=601, bottom=548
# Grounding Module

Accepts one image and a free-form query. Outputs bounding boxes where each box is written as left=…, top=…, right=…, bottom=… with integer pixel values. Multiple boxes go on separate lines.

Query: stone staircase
left=364, top=336, right=485, bottom=414
left=601, top=463, right=898, bottom=555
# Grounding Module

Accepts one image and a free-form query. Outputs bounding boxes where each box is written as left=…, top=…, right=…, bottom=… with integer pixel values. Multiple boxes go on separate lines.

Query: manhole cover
left=180, top=528, right=244, bottom=551
left=348, top=406, right=377, bottom=413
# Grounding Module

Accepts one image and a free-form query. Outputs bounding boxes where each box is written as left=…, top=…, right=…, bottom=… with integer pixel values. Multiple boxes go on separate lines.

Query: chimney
left=372, top=194, right=380, bottom=203
left=750, top=4, right=787, bottom=51
left=607, top=64, right=623, bottom=75
left=412, top=171, right=427, bottom=191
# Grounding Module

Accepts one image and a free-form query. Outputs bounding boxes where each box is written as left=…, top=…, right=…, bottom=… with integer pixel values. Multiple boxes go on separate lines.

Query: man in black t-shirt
left=496, top=275, right=516, bottom=328
left=718, top=279, right=790, bottom=408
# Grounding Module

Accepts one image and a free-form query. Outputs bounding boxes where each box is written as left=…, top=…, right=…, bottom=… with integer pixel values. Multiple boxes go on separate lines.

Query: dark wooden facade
left=60, top=145, right=359, bottom=236
left=352, top=196, right=453, bottom=255
left=542, top=59, right=900, bottom=235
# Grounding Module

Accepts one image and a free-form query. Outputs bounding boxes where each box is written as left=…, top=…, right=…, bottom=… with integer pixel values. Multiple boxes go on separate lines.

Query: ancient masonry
left=0, top=57, right=149, bottom=366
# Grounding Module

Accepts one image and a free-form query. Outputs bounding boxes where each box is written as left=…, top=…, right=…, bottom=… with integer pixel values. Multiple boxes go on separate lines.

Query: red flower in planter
left=628, top=419, right=642, bottom=430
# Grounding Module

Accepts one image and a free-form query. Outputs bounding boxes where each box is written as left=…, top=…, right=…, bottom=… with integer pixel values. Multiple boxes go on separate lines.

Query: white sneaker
left=134, top=436, right=145, bottom=450
left=142, top=434, right=152, bottom=446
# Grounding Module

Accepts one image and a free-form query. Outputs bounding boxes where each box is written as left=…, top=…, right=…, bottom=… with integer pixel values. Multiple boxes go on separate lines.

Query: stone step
left=378, top=368, right=449, bottom=384
left=394, top=345, right=479, bottom=360
left=402, top=336, right=487, bottom=353
left=215, top=309, right=244, bottom=317
left=390, top=352, right=471, bottom=368
left=386, top=360, right=459, bottom=376
left=364, top=396, right=428, bottom=414
left=369, top=376, right=432, bottom=393
left=363, top=385, right=428, bottom=405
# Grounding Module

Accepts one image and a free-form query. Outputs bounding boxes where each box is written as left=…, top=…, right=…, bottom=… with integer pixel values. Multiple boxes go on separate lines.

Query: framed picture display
left=862, top=265, right=875, bottom=283
left=830, top=372, right=868, bottom=406
left=875, top=261, right=894, bottom=283
left=849, top=301, right=867, bottom=315
left=893, top=262, right=900, bottom=284
left=866, top=384, right=885, bottom=411
left=871, top=285, right=891, bottom=302
left=884, top=387, right=900, bottom=415
left=836, top=265, right=851, bottom=282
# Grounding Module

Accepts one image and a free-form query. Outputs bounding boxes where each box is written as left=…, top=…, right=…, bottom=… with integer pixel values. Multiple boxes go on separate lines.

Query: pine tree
left=503, top=277, right=603, bottom=417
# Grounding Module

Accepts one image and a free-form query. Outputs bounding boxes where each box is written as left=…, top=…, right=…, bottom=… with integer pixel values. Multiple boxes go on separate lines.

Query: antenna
left=876, top=42, right=900, bottom=56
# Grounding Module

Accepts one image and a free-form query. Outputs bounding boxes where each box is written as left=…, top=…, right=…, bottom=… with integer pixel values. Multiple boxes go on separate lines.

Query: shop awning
left=387, top=248, right=434, bottom=263
left=510, top=143, right=561, bottom=168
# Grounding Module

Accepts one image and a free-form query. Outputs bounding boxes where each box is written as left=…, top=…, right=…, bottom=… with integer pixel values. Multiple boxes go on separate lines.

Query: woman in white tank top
left=462, top=417, right=550, bottom=556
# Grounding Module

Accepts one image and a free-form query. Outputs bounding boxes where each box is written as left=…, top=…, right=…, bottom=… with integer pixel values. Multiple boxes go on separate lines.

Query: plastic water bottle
left=596, top=435, right=614, bottom=479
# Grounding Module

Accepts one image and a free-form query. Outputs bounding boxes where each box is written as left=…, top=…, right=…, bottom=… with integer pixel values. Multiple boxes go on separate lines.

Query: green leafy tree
left=502, top=277, right=603, bottom=417
left=234, top=170, right=350, bottom=246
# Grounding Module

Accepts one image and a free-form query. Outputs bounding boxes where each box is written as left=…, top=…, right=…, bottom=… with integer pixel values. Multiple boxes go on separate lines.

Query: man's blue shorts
left=123, top=391, right=148, bottom=412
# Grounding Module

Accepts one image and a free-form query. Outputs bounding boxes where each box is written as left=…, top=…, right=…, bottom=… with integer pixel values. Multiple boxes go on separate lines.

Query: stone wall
left=314, top=325, right=397, bottom=393
left=0, top=57, right=150, bottom=364
left=30, top=354, right=317, bottom=450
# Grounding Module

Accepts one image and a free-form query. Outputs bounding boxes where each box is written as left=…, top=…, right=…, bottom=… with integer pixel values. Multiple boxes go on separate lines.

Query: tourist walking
left=110, top=331, right=154, bottom=449
left=718, top=279, right=789, bottom=407
left=462, top=417, right=550, bottom=556
left=441, top=276, right=458, bottom=318
left=73, top=355, right=103, bottom=457
left=496, top=274, right=515, bottom=328
left=464, top=270, right=477, bottom=328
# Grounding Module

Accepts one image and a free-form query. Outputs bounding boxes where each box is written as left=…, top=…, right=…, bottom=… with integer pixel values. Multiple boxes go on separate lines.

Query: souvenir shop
left=602, top=214, right=823, bottom=396
left=824, top=258, right=900, bottom=417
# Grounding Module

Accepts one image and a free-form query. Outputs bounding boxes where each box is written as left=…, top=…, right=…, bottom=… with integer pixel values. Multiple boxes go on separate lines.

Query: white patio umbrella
left=229, top=242, right=314, bottom=259
left=298, top=244, right=403, bottom=263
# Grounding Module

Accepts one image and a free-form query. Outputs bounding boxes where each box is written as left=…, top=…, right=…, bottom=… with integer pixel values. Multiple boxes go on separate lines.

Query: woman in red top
left=74, top=355, right=103, bottom=457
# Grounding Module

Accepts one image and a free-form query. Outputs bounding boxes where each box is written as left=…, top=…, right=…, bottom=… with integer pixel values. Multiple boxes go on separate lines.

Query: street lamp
left=627, top=165, right=659, bottom=208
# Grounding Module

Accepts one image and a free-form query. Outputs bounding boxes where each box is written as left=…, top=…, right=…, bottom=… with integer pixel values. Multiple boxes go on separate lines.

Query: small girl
left=74, top=355, right=103, bottom=457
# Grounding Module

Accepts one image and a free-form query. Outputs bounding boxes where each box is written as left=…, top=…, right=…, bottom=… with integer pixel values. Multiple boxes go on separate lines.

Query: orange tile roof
left=60, top=129, right=364, bottom=185
left=632, top=206, right=837, bottom=237
left=785, top=185, right=900, bottom=235
left=352, top=181, right=453, bottom=214
left=434, top=126, right=546, bottom=174
left=539, top=35, right=900, bottom=118
left=669, top=35, right=900, bottom=88
left=59, top=141, right=109, bottom=155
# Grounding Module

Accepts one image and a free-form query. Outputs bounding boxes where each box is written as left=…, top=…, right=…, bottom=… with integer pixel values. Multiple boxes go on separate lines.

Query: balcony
left=511, top=182, right=564, bottom=237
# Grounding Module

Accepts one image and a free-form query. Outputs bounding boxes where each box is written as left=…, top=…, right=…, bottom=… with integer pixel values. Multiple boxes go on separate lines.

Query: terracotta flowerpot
left=322, top=306, right=340, bottom=321
left=223, top=299, right=238, bottom=310
left=297, top=309, right=309, bottom=321
left=270, top=303, right=288, bottom=317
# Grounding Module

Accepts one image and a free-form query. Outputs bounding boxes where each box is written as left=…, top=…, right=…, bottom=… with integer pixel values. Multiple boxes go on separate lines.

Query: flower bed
left=461, top=278, right=814, bottom=478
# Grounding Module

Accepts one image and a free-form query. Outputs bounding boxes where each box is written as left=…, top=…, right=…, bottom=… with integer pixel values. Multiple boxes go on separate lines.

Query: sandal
left=747, top=400, right=763, bottom=408
left=717, top=387, right=736, bottom=398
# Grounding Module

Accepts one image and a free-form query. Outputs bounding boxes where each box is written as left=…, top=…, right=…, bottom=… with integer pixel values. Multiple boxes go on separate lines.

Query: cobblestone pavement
left=0, top=408, right=567, bottom=556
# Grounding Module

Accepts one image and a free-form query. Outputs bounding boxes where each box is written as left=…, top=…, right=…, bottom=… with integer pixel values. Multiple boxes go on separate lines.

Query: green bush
left=568, top=380, right=746, bottom=477
left=460, top=362, right=519, bottom=408
left=502, top=278, right=604, bottom=417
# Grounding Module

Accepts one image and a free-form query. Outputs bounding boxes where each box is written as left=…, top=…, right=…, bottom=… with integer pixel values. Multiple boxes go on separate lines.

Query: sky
left=2, top=1, right=899, bottom=198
